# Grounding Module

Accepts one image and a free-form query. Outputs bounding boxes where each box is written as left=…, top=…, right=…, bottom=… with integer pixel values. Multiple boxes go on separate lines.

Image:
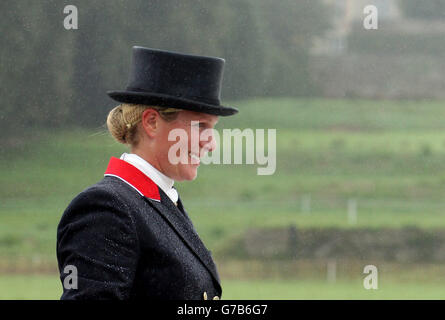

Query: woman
left=56, top=46, right=238, bottom=299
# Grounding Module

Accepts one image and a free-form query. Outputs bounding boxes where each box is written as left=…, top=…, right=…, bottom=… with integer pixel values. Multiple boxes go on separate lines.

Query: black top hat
left=107, top=47, right=238, bottom=116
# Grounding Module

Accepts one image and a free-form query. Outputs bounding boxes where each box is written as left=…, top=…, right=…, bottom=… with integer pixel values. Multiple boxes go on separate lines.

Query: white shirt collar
left=120, top=153, right=178, bottom=203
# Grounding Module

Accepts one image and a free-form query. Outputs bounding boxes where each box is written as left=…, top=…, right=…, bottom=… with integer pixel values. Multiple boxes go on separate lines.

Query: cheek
left=188, top=127, right=200, bottom=147
left=159, top=127, right=178, bottom=156
left=161, top=136, right=189, bottom=165
left=159, top=125, right=197, bottom=167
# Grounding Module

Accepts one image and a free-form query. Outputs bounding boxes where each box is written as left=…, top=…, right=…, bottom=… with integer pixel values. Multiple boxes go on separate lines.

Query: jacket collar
left=104, top=157, right=161, bottom=201
left=120, top=153, right=175, bottom=199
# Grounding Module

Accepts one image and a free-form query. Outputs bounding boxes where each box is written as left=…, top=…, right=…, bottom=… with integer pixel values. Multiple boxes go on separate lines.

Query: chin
left=180, top=168, right=198, bottom=181
left=171, top=165, right=198, bottom=181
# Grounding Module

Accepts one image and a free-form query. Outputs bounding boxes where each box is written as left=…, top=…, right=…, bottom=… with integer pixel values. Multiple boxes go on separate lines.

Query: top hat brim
left=107, top=90, right=238, bottom=117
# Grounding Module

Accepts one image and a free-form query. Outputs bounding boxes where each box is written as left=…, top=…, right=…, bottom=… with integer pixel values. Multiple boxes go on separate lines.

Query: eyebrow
left=195, top=118, right=218, bottom=125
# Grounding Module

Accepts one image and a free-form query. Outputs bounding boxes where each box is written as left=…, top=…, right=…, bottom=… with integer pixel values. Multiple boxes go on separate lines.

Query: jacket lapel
left=145, top=190, right=221, bottom=290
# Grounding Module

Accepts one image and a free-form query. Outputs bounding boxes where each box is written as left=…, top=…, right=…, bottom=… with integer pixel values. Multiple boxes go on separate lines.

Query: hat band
left=126, top=87, right=221, bottom=106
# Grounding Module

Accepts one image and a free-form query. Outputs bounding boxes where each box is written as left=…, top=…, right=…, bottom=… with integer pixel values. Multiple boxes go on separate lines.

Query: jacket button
left=203, top=292, right=208, bottom=300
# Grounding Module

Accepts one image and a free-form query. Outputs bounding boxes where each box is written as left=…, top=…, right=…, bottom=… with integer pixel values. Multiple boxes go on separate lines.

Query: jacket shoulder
left=63, top=176, right=143, bottom=212
left=58, top=177, right=142, bottom=238
left=57, top=177, right=142, bottom=299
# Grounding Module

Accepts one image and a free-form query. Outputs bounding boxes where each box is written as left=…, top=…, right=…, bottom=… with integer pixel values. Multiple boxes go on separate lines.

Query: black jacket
left=56, top=157, right=221, bottom=300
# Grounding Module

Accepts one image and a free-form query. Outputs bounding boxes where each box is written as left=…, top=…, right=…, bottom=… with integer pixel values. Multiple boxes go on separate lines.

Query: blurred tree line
left=1, top=0, right=329, bottom=143
left=399, top=0, right=445, bottom=20
left=348, top=0, right=445, bottom=55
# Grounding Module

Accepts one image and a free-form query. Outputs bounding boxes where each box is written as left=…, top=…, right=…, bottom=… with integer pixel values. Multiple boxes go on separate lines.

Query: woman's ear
left=141, top=109, right=159, bottom=138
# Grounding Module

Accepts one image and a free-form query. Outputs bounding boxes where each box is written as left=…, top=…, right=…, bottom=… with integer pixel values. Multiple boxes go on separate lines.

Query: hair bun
left=106, top=105, right=128, bottom=144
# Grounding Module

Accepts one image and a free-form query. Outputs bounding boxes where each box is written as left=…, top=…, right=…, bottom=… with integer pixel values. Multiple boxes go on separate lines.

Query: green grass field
left=2, top=97, right=445, bottom=299
left=1, top=275, right=443, bottom=300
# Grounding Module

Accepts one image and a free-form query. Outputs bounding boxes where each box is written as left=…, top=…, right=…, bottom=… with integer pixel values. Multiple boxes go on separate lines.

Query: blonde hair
left=106, top=103, right=181, bottom=146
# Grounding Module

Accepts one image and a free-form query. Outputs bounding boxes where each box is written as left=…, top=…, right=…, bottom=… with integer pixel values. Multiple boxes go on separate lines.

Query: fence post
left=327, top=259, right=337, bottom=284
left=301, top=194, right=311, bottom=214
left=347, top=198, right=357, bottom=225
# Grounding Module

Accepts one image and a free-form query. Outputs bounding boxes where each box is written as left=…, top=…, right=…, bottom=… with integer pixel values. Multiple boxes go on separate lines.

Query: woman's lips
left=189, top=152, right=200, bottom=165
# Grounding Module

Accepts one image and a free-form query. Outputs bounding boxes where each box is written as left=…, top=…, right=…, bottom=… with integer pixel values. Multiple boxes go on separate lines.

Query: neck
left=131, top=145, right=170, bottom=179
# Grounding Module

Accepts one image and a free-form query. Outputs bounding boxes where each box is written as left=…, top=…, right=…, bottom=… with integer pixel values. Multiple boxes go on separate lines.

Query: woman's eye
left=195, top=122, right=206, bottom=128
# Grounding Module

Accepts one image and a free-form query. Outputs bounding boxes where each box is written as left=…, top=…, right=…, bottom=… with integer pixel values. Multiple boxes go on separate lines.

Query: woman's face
left=151, top=110, right=218, bottom=181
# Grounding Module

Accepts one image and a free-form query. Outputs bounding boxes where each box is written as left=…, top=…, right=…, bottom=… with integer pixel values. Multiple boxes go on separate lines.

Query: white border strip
left=104, top=173, right=161, bottom=202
